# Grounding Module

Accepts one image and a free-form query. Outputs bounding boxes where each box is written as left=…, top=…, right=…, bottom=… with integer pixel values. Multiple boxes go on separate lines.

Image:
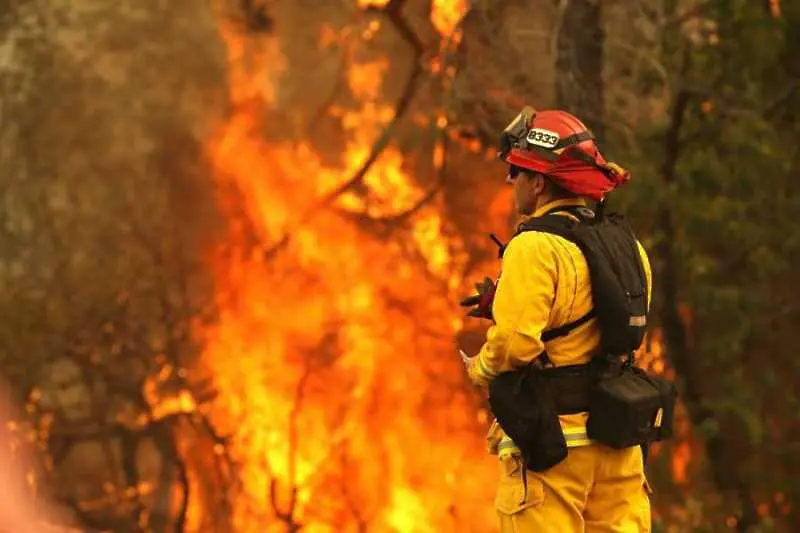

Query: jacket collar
left=526, top=197, right=587, bottom=221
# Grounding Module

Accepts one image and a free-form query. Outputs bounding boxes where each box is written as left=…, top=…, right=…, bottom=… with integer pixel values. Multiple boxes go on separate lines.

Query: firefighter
left=461, top=108, right=654, bottom=532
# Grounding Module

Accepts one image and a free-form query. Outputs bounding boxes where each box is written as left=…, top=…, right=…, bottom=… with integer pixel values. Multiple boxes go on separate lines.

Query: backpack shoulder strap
left=541, top=309, right=597, bottom=342
left=515, top=205, right=595, bottom=240
left=516, top=215, right=576, bottom=241
left=513, top=207, right=596, bottom=343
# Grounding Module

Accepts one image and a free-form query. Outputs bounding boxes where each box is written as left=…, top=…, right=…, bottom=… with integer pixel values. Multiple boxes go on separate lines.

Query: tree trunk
left=656, top=45, right=758, bottom=532
left=553, top=0, right=605, bottom=138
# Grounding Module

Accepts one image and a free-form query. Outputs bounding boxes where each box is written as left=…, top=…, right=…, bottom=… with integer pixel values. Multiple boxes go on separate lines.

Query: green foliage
left=601, top=0, right=800, bottom=528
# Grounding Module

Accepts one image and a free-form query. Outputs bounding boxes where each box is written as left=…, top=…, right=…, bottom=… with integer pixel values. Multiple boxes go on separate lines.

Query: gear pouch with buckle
left=587, top=365, right=677, bottom=449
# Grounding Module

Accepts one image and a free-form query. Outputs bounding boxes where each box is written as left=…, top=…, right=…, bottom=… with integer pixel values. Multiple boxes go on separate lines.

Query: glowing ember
left=347, top=59, right=389, bottom=101
left=357, top=0, right=390, bottom=8
left=671, top=441, right=691, bottom=484
left=636, top=329, right=669, bottom=377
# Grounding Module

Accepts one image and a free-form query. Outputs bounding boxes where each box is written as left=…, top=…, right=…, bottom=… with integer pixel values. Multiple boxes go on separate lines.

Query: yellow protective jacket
left=468, top=198, right=652, bottom=455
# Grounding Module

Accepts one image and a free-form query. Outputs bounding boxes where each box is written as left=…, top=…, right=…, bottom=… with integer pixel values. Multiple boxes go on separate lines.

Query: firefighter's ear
left=530, top=172, right=546, bottom=195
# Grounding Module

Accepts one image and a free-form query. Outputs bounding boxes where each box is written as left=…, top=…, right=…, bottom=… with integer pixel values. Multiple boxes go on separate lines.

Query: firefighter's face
left=508, top=167, right=545, bottom=216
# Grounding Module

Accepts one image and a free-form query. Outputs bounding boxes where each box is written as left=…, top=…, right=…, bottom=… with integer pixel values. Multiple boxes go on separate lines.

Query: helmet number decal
left=526, top=128, right=560, bottom=149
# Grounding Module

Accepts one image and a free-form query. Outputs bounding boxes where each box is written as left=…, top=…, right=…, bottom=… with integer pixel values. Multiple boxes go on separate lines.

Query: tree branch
left=287, top=360, right=312, bottom=518
left=56, top=495, right=117, bottom=533
left=261, top=0, right=427, bottom=258
left=337, top=445, right=368, bottom=533
left=174, top=452, right=190, bottom=533
left=318, top=0, right=424, bottom=205
left=120, top=432, right=146, bottom=531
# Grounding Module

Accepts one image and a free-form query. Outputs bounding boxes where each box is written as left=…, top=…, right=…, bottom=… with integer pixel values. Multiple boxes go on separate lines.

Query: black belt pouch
left=489, top=366, right=568, bottom=471
left=587, top=365, right=677, bottom=448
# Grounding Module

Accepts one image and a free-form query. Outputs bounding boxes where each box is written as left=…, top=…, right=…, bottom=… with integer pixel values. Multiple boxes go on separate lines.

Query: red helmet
left=498, top=107, right=630, bottom=201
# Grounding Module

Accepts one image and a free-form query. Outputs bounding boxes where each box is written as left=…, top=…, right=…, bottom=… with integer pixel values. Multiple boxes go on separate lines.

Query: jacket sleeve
left=468, top=233, right=557, bottom=387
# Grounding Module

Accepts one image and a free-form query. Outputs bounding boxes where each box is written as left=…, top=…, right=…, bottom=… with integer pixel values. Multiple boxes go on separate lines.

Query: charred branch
left=50, top=329, right=233, bottom=530
left=332, top=178, right=445, bottom=238
left=235, top=0, right=274, bottom=33
left=190, top=412, right=232, bottom=448
left=269, top=478, right=303, bottom=532
left=264, top=358, right=316, bottom=532
left=146, top=421, right=189, bottom=533
left=50, top=422, right=192, bottom=531
left=334, top=136, right=448, bottom=237
left=262, top=0, right=428, bottom=258
left=288, top=360, right=312, bottom=504
left=120, top=432, right=146, bottom=531
left=307, top=39, right=352, bottom=132
left=386, top=181, right=445, bottom=224
left=318, top=0, right=424, bottom=207
left=174, top=451, right=190, bottom=533
left=262, top=232, right=291, bottom=261
left=337, top=446, right=369, bottom=533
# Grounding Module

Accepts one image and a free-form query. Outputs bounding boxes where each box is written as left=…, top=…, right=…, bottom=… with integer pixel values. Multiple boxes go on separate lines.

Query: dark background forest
left=0, top=0, right=798, bottom=532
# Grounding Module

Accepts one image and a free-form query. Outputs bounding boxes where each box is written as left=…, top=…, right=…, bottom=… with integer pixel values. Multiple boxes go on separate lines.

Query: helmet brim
left=505, top=150, right=556, bottom=175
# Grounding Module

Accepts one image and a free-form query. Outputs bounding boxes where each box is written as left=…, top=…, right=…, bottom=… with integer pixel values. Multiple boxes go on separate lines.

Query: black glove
left=460, top=277, right=497, bottom=320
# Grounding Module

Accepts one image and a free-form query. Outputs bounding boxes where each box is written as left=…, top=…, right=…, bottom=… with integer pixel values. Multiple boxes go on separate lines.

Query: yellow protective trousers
left=495, top=444, right=652, bottom=533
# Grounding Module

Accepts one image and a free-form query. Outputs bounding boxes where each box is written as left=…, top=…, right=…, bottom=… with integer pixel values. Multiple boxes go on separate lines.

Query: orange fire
left=356, top=0, right=468, bottom=36
left=431, top=0, right=470, bottom=36
left=199, top=5, right=497, bottom=532
left=636, top=328, right=698, bottom=486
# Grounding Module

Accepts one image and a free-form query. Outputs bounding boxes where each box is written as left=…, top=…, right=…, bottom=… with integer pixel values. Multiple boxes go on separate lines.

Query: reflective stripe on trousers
left=497, top=427, right=592, bottom=460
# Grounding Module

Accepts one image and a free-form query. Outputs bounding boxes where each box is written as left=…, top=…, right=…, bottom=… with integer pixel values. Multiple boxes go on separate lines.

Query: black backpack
left=516, top=205, right=648, bottom=357
left=488, top=205, right=676, bottom=471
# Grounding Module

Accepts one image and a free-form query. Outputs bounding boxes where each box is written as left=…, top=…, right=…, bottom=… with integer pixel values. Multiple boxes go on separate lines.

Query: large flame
left=200, top=7, right=496, bottom=533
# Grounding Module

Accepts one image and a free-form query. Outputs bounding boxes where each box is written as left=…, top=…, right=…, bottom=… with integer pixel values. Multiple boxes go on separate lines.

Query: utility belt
left=538, top=361, right=596, bottom=414
left=488, top=353, right=677, bottom=473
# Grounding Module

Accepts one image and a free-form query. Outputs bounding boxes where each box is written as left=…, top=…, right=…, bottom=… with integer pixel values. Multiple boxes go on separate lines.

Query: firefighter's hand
left=459, top=277, right=496, bottom=320
left=459, top=349, right=471, bottom=370
left=459, top=349, right=489, bottom=387
left=459, top=349, right=479, bottom=381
